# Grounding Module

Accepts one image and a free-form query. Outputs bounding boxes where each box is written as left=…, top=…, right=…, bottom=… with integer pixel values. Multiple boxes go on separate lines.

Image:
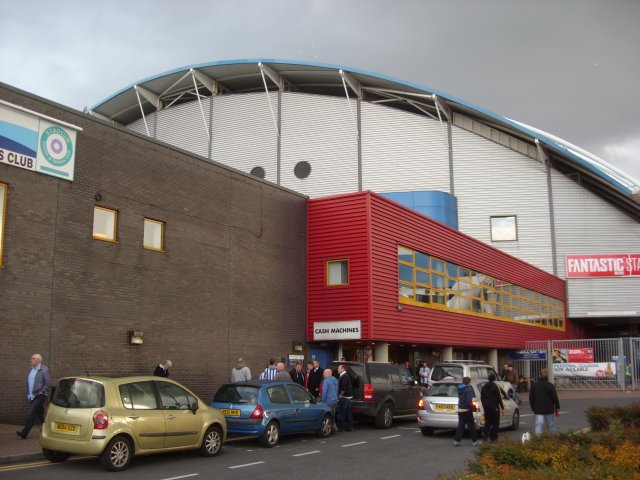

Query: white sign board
left=552, top=363, right=617, bottom=378
left=313, top=320, right=362, bottom=341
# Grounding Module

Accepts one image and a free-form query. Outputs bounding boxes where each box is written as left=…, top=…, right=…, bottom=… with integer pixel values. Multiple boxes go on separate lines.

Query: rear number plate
left=220, top=409, right=241, bottom=416
left=55, top=422, right=79, bottom=434
left=434, top=404, right=456, bottom=412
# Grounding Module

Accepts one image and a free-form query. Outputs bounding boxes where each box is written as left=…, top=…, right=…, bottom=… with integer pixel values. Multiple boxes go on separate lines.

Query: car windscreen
left=52, top=378, right=105, bottom=408
left=426, top=383, right=458, bottom=397
left=213, top=385, right=260, bottom=404
left=431, top=365, right=464, bottom=381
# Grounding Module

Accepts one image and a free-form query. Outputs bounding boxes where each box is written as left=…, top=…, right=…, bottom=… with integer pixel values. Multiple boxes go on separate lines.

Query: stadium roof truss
left=88, top=59, right=640, bottom=219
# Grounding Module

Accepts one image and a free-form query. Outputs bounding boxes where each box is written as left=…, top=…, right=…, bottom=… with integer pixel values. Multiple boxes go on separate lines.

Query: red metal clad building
left=307, top=191, right=584, bottom=363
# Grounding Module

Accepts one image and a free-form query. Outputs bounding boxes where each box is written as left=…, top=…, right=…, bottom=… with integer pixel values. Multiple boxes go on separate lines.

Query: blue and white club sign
left=36, top=120, right=76, bottom=180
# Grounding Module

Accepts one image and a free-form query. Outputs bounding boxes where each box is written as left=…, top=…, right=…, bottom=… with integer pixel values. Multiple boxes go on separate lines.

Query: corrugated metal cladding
left=361, top=103, right=450, bottom=193
left=211, top=92, right=278, bottom=184
left=128, top=113, right=156, bottom=137
left=551, top=170, right=640, bottom=317
left=156, top=98, right=210, bottom=158
left=307, top=194, right=372, bottom=341
left=451, top=125, right=555, bottom=274
left=308, top=191, right=577, bottom=349
left=281, top=93, right=358, bottom=197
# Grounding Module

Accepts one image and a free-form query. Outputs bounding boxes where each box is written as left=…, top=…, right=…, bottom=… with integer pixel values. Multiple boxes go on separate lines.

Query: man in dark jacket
left=453, top=377, right=480, bottom=447
left=17, top=353, right=51, bottom=439
left=306, top=360, right=323, bottom=398
left=480, top=373, right=505, bottom=443
left=529, top=368, right=560, bottom=435
left=337, top=364, right=354, bottom=432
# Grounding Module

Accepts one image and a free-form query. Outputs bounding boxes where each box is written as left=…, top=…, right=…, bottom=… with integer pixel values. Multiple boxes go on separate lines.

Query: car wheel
left=100, top=436, right=133, bottom=472
left=42, top=448, right=70, bottom=462
left=375, top=402, right=394, bottom=429
left=317, top=414, right=333, bottom=438
left=420, top=426, right=434, bottom=436
left=259, top=421, right=280, bottom=447
left=200, top=425, right=223, bottom=456
left=510, top=410, right=520, bottom=430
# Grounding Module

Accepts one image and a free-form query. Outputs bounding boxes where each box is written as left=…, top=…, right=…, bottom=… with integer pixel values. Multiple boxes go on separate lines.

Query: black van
left=327, top=361, right=420, bottom=428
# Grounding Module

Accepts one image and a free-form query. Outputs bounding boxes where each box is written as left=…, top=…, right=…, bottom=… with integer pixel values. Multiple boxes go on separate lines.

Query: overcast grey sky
left=1, top=0, right=638, bottom=182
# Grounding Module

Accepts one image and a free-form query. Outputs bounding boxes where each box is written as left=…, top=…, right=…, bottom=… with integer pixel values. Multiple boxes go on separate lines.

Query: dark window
left=294, top=161, right=311, bottom=179
left=431, top=365, right=463, bottom=381
left=120, top=381, right=158, bottom=410
left=267, top=385, right=290, bottom=404
left=250, top=166, right=266, bottom=179
left=286, top=384, right=313, bottom=404
left=53, top=379, right=105, bottom=408
left=213, top=385, right=260, bottom=404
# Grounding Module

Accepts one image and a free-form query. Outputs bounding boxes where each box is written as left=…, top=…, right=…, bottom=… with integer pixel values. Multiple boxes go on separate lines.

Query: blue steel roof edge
left=89, top=59, right=633, bottom=196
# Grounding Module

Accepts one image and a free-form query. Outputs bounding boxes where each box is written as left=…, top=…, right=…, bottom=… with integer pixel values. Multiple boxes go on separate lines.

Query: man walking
left=480, top=373, right=504, bottom=443
left=17, top=353, right=51, bottom=439
left=453, top=377, right=480, bottom=447
left=529, top=368, right=560, bottom=435
left=154, top=360, right=172, bottom=377
left=337, top=364, right=354, bottom=431
left=231, top=358, right=251, bottom=382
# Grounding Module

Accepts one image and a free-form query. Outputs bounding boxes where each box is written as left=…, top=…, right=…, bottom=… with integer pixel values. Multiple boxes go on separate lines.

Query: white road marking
left=341, top=441, right=367, bottom=447
left=293, top=450, right=321, bottom=457
left=381, top=434, right=401, bottom=440
left=398, top=427, right=418, bottom=430
left=161, top=475, right=199, bottom=480
left=228, top=461, right=266, bottom=469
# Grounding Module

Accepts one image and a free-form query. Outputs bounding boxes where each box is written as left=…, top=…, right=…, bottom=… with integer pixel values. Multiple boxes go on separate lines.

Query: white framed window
left=326, top=259, right=348, bottom=286
left=0, top=182, right=7, bottom=268
left=490, top=215, right=518, bottom=241
left=93, top=206, right=117, bottom=242
left=144, top=218, right=164, bottom=252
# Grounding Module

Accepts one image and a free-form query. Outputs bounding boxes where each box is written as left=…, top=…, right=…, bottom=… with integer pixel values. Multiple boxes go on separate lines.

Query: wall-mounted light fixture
left=128, top=330, right=144, bottom=345
left=292, top=342, right=304, bottom=352
left=95, top=192, right=102, bottom=202
left=397, top=304, right=404, bottom=311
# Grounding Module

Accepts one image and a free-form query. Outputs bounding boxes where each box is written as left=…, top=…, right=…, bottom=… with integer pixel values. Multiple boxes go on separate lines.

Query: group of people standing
left=231, top=357, right=355, bottom=432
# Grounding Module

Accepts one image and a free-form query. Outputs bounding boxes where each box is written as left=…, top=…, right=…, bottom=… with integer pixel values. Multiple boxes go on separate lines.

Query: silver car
left=417, top=380, right=519, bottom=436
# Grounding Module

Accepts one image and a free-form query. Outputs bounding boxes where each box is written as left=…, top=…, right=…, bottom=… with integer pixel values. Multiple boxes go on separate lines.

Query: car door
left=119, top=381, right=166, bottom=450
left=285, top=384, right=321, bottom=432
left=391, top=367, right=417, bottom=414
left=156, top=381, right=202, bottom=448
left=265, top=384, right=296, bottom=434
left=497, top=386, right=515, bottom=428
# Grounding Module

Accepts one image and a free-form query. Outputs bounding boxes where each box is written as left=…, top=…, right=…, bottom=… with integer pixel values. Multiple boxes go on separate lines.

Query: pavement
left=1, top=389, right=638, bottom=466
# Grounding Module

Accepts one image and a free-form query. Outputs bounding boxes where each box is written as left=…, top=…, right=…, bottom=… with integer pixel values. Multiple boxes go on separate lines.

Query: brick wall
left=0, top=84, right=307, bottom=423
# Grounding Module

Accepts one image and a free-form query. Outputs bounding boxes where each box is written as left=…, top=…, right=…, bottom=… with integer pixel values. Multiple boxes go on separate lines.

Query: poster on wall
left=0, top=102, right=79, bottom=181
left=552, top=347, right=594, bottom=363
left=565, top=254, right=640, bottom=278
left=552, top=362, right=616, bottom=378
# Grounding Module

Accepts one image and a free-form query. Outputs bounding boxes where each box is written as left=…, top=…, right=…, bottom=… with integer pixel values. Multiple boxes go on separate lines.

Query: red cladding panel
left=308, top=191, right=579, bottom=349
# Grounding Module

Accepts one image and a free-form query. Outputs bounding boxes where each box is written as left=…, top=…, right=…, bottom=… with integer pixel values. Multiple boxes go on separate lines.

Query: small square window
left=327, top=259, right=348, bottom=286
left=0, top=182, right=7, bottom=268
left=490, top=215, right=517, bottom=241
left=144, top=218, right=164, bottom=251
left=93, top=206, right=117, bottom=242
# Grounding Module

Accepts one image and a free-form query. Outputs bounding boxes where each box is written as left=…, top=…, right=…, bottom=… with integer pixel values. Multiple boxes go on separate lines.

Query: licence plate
left=434, top=404, right=456, bottom=412
left=55, top=422, right=80, bottom=434
left=220, top=409, right=241, bottom=416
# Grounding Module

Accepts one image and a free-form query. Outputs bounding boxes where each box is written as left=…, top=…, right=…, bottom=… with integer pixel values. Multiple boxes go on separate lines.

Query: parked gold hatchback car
left=40, top=376, right=227, bottom=471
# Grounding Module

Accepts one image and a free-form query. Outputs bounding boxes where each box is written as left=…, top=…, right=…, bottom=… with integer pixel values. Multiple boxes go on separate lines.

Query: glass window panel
left=93, top=206, right=117, bottom=242
left=399, top=284, right=414, bottom=299
left=415, top=252, right=429, bottom=269
left=432, top=258, right=444, bottom=273
left=398, top=263, right=413, bottom=283
left=446, top=262, right=458, bottom=278
left=415, top=287, right=430, bottom=304
left=459, top=267, right=470, bottom=278
left=0, top=183, right=6, bottom=268
left=327, top=260, right=348, bottom=285
left=490, top=215, right=517, bottom=241
left=447, top=278, right=459, bottom=291
left=144, top=219, right=164, bottom=251
left=398, top=246, right=413, bottom=263
left=416, top=270, right=429, bottom=285
left=432, top=291, right=446, bottom=305
left=432, top=274, right=445, bottom=289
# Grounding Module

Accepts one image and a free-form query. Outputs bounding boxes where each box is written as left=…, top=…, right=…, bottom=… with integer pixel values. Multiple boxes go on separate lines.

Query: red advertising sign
left=567, top=348, right=594, bottom=363
left=565, top=254, right=640, bottom=278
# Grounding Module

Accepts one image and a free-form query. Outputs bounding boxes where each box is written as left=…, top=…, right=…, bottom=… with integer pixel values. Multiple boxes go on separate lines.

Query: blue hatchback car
left=211, top=380, right=334, bottom=447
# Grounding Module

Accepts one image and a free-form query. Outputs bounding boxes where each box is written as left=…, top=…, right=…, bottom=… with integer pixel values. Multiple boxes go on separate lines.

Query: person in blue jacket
left=321, top=368, right=339, bottom=431
left=453, top=376, right=480, bottom=447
